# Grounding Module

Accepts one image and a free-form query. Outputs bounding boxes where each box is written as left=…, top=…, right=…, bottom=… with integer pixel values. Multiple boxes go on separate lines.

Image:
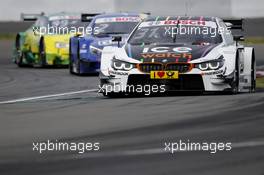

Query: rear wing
left=20, top=13, right=44, bottom=21
left=81, top=13, right=101, bottom=22
left=223, top=19, right=244, bottom=30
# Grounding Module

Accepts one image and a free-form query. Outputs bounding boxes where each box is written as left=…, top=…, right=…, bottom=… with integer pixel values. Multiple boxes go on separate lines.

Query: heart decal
left=157, top=71, right=165, bottom=78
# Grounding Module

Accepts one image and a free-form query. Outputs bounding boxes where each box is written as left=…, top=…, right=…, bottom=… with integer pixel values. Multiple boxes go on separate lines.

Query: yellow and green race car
left=13, top=12, right=89, bottom=67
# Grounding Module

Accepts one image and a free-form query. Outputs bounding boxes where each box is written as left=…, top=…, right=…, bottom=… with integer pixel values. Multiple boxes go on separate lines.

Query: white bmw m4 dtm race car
left=99, top=16, right=256, bottom=96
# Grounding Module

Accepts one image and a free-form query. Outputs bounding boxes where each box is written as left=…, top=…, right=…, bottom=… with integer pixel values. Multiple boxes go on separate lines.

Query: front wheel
left=16, top=50, right=24, bottom=67
left=72, top=42, right=81, bottom=75
left=69, top=41, right=74, bottom=74
left=39, top=39, right=46, bottom=67
left=15, top=36, right=24, bottom=67
left=69, top=58, right=74, bottom=74
left=231, top=57, right=240, bottom=94
left=250, top=56, right=256, bottom=93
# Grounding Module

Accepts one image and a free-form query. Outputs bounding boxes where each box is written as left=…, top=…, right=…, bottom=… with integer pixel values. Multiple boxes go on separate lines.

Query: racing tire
left=15, top=35, right=25, bottom=67
left=39, top=38, right=47, bottom=67
left=250, top=52, right=256, bottom=93
left=74, top=42, right=81, bottom=75
left=16, top=52, right=24, bottom=67
left=231, top=54, right=240, bottom=94
left=69, top=40, right=74, bottom=74
left=69, top=58, right=74, bottom=74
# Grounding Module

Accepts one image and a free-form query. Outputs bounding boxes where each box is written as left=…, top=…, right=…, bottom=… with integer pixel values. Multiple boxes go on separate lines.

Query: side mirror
left=112, top=36, right=122, bottom=48
left=233, top=35, right=244, bottom=41
left=225, top=22, right=233, bottom=28
left=112, top=36, right=122, bottom=42
left=90, top=46, right=102, bottom=55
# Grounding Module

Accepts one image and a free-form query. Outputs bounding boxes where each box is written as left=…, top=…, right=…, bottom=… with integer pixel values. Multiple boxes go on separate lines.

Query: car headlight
left=195, top=56, right=224, bottom=71
left=90, top=46, right=102, bottom=55
left=112, top=57, right=135, bottom=71
left=55, top=42, right=68, bottom=48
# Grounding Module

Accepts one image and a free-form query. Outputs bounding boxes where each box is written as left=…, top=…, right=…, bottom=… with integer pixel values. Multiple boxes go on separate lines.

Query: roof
left=93, top=12, right=140, bottom=19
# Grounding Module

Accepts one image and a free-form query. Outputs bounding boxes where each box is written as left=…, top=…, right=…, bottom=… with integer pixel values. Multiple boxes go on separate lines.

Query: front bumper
left=46, top=53, right=69, bottom=66
left=80, top=60, right=100, bottom=74
left=127, top=74, right=205, bottom=91
left=99, top=67, right=232, bottom=94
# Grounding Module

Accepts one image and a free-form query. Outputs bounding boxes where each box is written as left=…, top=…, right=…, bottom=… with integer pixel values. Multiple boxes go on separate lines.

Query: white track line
left=0, top=89, right=98, bottom=104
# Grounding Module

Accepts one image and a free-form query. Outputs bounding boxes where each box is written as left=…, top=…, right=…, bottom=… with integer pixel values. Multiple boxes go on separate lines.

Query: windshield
left=33, top=15, right=87, bottom=36
left=128, top=20, right=223, bottom=45
left=49, top=18, right=85, bottom=28
left=94, top=17, right=140, bottom=37
left=44, top=16, right=87, bottom=35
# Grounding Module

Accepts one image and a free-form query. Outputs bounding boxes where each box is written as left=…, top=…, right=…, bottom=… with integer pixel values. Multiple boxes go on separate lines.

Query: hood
left=125, top=43, right=219, bottom=63
left=91, top=34, right=129, bottom=49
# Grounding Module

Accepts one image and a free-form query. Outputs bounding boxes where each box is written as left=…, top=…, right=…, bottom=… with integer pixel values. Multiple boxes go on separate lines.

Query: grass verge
left=243, top=37, right=264, bottom=45
left=257, top=77, right=264, bottom=88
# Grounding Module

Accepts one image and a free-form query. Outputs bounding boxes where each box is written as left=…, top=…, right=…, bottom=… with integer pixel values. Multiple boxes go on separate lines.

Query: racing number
left=133, top=28, right=160, bottom=40
left=96, top=23, right=109, bottom=34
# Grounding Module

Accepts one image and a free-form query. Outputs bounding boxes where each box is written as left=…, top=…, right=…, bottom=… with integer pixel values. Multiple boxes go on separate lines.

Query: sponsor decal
left=98, top=40, right=125, bottom=46
left=164, top=20, right=206, bottom=26
left=141, top=47, right=192, bottom=59
left=173, top=47, right=192, bottom=53
left=81, top=44, right=87, bottom=49
left=150, top=71, right=179, bottom=79
left=98, top=40, right=113, bottom=46
left=140, top=20, right=217, bottom=28
left=142, top=47, right=192, bottom=53
left=109, top=70, right=129, bottom=76
left=80, top=49, right=87, bottom=54
left=95, top=17, right=140, bottom=24
left=141, top=53, right=192, bottom=59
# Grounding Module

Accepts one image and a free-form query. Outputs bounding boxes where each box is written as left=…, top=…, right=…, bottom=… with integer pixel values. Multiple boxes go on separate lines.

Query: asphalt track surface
left=0, top=40, right=264, bottom=175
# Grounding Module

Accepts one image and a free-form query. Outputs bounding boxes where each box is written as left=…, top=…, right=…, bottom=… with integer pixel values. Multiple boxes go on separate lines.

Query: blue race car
left=69, top=13, right=143, bottom=75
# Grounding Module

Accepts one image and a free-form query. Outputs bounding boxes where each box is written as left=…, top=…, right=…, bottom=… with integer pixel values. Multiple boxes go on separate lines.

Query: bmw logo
left=162, top=59, right=168, bottom=63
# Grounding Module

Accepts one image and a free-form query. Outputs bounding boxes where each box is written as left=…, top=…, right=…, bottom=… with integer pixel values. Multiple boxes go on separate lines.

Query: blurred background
left=0, top=0, right=263, bottom=62
left=0, top=0, right=264, bottom=36
left=0, top=0, right=264, bottom=21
